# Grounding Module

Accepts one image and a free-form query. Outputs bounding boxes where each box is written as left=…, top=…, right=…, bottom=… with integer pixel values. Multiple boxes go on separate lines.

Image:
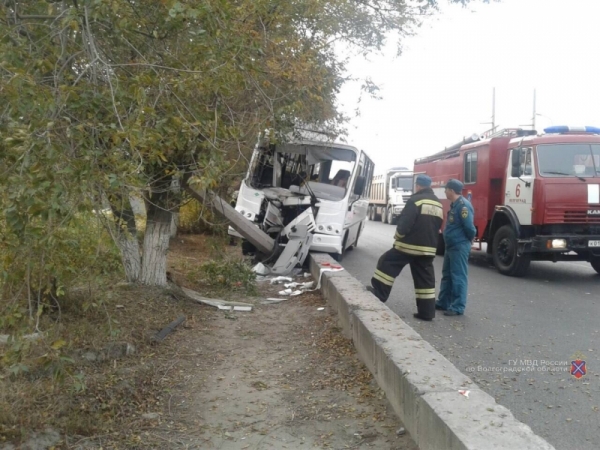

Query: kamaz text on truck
left=414, top=126, right=600, bottom=277
left=368, top=167, right=414, bottom=224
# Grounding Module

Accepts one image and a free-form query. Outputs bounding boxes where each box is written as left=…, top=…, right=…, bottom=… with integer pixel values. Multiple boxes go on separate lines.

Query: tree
left=0, top=0, right=484, bottom=296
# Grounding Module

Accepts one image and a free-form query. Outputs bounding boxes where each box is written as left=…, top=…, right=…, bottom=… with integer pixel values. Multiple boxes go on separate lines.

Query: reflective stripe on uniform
left=415, top=288, right=436, bottom=294
left=373, top=269, right=394, bottom=286
left=415, top=288, right=436, bottom=299
left=394, top=231, right=405, bottom=240
left=415, top=199, right=443, bottom=208
left=415, top=199, right=444, bottom=219
left=394, top=241, right=436, bottom=256
left=421, top=203, right=444, bottom=219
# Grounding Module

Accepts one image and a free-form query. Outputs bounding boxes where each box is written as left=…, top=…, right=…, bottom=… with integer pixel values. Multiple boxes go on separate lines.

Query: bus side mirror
left=354, top=176, right=366, bottom=196
left=511, top=148, right=523, bottom=177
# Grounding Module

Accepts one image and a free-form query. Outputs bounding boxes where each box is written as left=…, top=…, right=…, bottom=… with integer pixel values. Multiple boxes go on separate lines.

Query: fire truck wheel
left=436, top=234, right=445, bottom=256
left=591, top=258, right=600, bottom=274
left=492, top=225, right=531, bottom=277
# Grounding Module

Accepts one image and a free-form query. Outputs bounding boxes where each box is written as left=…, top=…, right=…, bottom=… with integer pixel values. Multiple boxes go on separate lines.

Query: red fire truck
left=414, top=126, right=600, bottom=277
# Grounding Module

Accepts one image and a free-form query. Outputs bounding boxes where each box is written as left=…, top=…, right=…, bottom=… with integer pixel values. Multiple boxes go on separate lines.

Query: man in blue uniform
left=368, top=174, right=444, bottom=321
left=435, top=179, right=476, bottom=316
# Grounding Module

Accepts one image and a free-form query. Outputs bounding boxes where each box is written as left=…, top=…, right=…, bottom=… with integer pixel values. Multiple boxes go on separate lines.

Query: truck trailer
left=368, top=167, right=414, bottom=224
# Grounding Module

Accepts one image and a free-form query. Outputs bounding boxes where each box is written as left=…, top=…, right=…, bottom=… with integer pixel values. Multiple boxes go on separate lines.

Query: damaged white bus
left=229, top=133, right=375, bottom=262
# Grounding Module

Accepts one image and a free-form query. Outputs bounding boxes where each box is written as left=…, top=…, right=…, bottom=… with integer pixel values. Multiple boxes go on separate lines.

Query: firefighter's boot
left=414, top=298, right=435, bottom=321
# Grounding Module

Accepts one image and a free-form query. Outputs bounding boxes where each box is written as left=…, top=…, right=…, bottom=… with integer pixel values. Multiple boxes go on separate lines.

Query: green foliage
left=0, top=213, right=121, bottom=385
left=1, top=212, right=122, bottom=309
left=0, top=0, right=485, bottom=309
left=177, top=199, right=220, bottom=234
left=195, top=259, right=257, bottom=296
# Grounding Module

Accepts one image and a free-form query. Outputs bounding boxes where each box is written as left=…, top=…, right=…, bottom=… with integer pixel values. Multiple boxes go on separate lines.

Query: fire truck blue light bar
left=543, top=125, right=600, bottom=134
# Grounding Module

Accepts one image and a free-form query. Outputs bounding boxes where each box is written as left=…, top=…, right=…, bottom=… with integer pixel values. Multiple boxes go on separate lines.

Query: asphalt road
left=341, top=220, right=600, bottom=450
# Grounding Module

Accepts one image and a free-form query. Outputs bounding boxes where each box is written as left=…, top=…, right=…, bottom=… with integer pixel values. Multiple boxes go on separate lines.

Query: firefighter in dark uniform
left=367, top=174, right=443, bottom=321
left=435, top=179, right=476, bottom=316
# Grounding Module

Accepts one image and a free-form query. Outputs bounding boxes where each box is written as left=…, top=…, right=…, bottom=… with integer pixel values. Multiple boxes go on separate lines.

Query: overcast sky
left=337, top=0, right=600, bottom=174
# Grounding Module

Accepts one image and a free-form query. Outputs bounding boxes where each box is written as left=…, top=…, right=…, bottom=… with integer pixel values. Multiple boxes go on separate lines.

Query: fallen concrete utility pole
left=185, top=180, right=312, bottom=276
left=185, top=182, right=274, bottom=255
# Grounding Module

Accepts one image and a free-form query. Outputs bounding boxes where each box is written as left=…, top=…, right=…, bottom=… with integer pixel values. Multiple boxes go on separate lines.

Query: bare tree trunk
left=170, top=212, right=179, bottom=238
left=109, top=195, right=142, bottom=282
left=140, top=192, right=172, bottom=286
left=118, top=231, right=141, bottom=282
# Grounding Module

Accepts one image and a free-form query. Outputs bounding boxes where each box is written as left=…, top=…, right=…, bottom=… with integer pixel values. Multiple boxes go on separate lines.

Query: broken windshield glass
left=249, top=141, right=357, bottom=201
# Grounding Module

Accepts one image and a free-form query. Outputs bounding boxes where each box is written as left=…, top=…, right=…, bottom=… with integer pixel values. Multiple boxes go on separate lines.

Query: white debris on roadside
left=252, top=262, right=271, bottom=276
left=284, top=281, right=314, bottom=289
left=311, top=263, right=344, bottom=290
left=458, top=389, right=470, bottom=398
left=182, top=287, right=253, bottom=312
left=261, top=298, right=290, bottom=304
left=259, top=269, right=317, bottom=303
left=277, top=289, right=304, bottom=296
left=270, top=276, right=293, bottom=284
left=223, top=305, right=253, bottom=312
left=261, top=261, right=345, bottom=303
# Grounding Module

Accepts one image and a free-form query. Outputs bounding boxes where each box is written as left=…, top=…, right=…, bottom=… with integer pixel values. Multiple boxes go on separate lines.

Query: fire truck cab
left=414, top=126, right=600, bottom=277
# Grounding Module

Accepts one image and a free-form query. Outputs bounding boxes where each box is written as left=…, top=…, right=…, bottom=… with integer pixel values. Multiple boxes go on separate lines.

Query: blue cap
left=444, top=179, right=464, bottom=194
left=415, top=174, right=432, bottom=187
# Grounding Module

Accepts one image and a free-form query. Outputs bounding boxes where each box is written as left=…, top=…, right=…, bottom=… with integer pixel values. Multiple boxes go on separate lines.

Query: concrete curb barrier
left=309, top=253, right=555, bottom=450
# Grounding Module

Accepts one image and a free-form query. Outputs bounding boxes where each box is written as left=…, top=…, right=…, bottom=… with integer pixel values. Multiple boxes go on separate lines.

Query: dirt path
left=151, top=284, right=418, bottom=449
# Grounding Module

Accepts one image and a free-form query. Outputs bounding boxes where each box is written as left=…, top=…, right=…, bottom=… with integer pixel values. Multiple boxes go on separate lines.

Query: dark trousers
left=371, top=248, right=436, bottom=319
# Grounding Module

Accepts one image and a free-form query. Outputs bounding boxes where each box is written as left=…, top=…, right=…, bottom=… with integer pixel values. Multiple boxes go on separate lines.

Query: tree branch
left=109, top=63, right=204, bottom=74
left=17, top=14, right=59, bottom=20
